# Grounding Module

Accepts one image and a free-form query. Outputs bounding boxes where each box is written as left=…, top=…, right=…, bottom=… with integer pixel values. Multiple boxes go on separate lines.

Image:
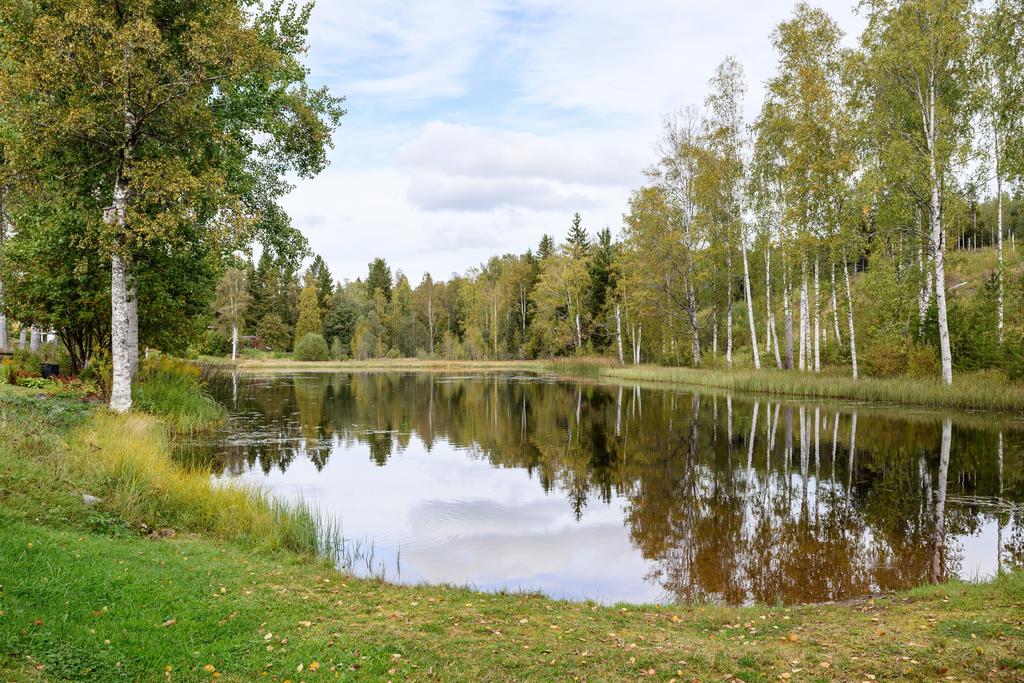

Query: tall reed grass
left=73, top=412, right=342, bottom=558
left=132, top=356, right=226, bottom=433
left=597, top=365, right=1024, bottom=412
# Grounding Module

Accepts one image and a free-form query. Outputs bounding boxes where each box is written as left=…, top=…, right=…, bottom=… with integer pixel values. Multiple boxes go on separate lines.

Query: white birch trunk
left=995, top=129, right=1004, bottom=344
left=108, top=70, right=135, bottom=412
left=798, top=260, right=807, bottom=371
left=615, top=305, right=624, bottom=365
left=782, top=263, right=793, bottom=370
left=0, top=280, right=7, bottom=352
left=842, top=253, right=858, bottom=380
left=742, top=246, right=760, bottom=369
left=926, top=76, right=952, bottom=384
left=231, top=322, right=238, bottom=361
left=813, top=259, right=820, bottom=372
left=110, top=252, right=132, bottom=412
left=428, top=290, right=435, bottom=355
left=726, top=250, right=733, bottom=367
left=769, top=310, right=782, bottom=369
left=711, top=307, right=718, bottom=358
left=830, top=261, right=842, bottom=345
left=764, top=248, right=772, bottom=355
left=798, top=266, right=806, bottom=370
left=634, top=323, right=642, bottom=365
left=917, top=241, right=930, bottom=333
left=931, top=418, right=951, bottom=582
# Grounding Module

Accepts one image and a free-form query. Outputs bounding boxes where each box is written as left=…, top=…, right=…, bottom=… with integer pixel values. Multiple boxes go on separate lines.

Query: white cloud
left=304, top=0, right=502, bottom=102
left=407, top=173, right=605, bottom=212
left=282, top=1, right=867, bottom=283
left=515, top=0, right=864, bottom=120
left=281, top=165, right=628, bottom=283
left=400, top=121, right=643, bottom=187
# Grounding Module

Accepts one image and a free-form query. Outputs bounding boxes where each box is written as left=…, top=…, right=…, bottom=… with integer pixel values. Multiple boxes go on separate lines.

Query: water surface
left=179, top=371, right=1024, bottom=605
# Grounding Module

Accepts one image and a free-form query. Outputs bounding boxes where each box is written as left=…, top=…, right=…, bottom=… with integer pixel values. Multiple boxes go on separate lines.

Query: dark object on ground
left=41, top=363, right=60, bottom=379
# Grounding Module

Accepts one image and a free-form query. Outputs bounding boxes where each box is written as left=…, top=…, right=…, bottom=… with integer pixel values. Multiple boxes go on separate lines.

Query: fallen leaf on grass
left=162, top=619, right=176, bottom=627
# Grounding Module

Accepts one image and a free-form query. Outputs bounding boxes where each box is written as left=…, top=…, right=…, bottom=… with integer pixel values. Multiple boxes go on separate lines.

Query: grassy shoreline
left=2, top=387, right=1022, bottom=680
left=224, top=355, right=1024, bottom=412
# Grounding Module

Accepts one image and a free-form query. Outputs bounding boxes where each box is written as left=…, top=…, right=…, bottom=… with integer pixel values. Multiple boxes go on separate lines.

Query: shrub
left=7, top=349, right=44, bottom=378
left=256, top=313, right=291, bottom=352
left=79, top=346, right=113, bottom=402
left=329, top=337, right=348, bottom=361
left=861, top=342, right=908, bottom=378
left=1005, top=339, right=1024, bottom=380
left=385, top=346, right=401, bottom=359
left=197, top=329, right=231, bottom=356
left=294, top=333, right=329, bottom=361
left=906, top=344, right=939, bottom=379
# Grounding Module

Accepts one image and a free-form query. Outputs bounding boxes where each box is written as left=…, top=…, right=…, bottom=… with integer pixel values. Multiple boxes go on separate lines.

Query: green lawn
left=1, top=387, right=1022, bottom=681
left=2, top=517, right=1023, bottom=682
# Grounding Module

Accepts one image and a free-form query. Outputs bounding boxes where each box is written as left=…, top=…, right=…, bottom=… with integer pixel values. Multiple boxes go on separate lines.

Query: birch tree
left=705, top=58, right=756, bottom=368
left=214, top=266, right=251, bottom=360
left=0, top=0, right=343, bottom=410
left=649, top=107, right=706, bottom=366
left=760, top=3, right=861, bottom=376
left=862, top=0, right=976, bottom=385
left=978, top=0, right=1024, bottom=345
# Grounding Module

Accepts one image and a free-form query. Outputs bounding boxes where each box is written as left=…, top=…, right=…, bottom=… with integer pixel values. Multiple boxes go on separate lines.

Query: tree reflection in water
left=177, top=372, right=1024, bottom=605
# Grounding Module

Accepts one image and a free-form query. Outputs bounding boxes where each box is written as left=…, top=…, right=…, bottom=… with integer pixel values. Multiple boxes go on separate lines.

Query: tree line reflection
left=186, top=372, right=1024, bottom=605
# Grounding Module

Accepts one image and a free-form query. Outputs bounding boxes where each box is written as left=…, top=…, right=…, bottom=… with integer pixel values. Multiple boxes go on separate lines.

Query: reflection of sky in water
left=221, top=433, right=665, bottom=604
left=199, top=373, right=1024, bottom=606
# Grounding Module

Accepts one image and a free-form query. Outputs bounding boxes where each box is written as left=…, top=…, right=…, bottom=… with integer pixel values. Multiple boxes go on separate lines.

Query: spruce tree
left=537, top=235, right=555, bottom=260
left=588, top=227, right=616, bottom=348
left=566, top=213, right=590, bottom=259
left=367, top=257, right=393, bottom=303
left=309, top=254, right=334, bottom=314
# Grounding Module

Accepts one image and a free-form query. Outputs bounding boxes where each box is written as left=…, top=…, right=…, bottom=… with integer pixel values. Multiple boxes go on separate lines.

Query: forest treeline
left=212, top=0, right=1024, bottom=383
left=2, top=0, right=1024, bottom=415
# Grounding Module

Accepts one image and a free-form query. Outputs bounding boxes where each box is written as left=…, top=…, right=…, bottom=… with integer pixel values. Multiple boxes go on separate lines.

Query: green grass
left=1, top=386, right=1023, bottom=681
left=1, top=515, right=1022, bottom=682
left=0, top=388, right=338, bottom=559
left=132, top=358, right=227, bottom=433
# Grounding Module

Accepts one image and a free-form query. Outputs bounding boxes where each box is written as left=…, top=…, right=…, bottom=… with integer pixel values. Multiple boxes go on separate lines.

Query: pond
left=177, top=371, right=1024, bottom=606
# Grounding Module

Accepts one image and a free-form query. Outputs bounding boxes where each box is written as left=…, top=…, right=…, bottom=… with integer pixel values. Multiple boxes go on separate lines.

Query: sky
left=282, top=0, right=866, bottom=285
